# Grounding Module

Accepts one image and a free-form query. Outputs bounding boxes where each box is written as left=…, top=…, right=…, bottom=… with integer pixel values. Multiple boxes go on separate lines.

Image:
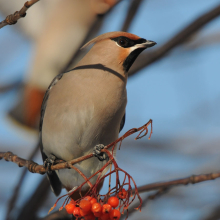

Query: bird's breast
left=42, top=70, right=127, bottom=161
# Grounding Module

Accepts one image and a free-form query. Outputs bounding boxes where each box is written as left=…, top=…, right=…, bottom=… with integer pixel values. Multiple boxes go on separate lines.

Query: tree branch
left=6, top=144, right=40, bottom=220
left=39, top=209, right=73, bottom=220
left=16, top=176, right=50, bottom=220
left=122, top=188, right=169, bottom=219
left=128, top=3, right=220, bottom=76
left=0, top=0, right=40, bottom=29
left=135, top=172, right=220, bottom=193
left=121, top=0, right=144, bottom=32
left=122, top=173, right=220, bottom=219
left=203, top=205, right=220, bottom=220
left=2, top=120, right=220, bottom=195
left=0, top=120, right=153, bottom=174
left=0, top=81, right=22, bottom=93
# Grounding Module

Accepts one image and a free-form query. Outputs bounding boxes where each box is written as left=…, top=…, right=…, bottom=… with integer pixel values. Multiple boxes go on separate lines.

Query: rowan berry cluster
left=48, top=120, right=152, bottom=219
left=65, top=190, right=128, bottom=220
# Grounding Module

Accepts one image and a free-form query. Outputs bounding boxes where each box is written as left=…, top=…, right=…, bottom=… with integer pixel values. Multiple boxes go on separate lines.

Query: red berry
left=92, top=202, right=102, bottom=214
left=107, top=197, right=119, bottom=208
left=109, top=209, right=121, bottom=220
left=80, top=208, right=92, bottom=217
left=69, top=199, right=76, bottom=205
left=73, top=207, right=81, bottom=218
left=84, top=196, right=92, bottom=201
left=90, top=198, right=98, bottom=205
left=102, top=204, right=112, bottom=214
left=80, top=199, right=92, bottom=213
left=65, top=203, right=75, bottom=214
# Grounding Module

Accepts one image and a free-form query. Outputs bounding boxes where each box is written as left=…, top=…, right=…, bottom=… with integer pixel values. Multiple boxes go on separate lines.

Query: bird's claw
left=43, top=154, right=56, bottom=174
left=93, top=144, right=108, bottom=161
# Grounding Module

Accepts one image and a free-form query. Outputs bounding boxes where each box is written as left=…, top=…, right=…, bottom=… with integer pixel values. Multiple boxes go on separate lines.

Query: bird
left=39, top=31, right=156, bottom=199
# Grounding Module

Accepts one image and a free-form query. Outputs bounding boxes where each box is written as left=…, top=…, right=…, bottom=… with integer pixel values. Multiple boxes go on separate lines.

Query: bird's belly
left=43, top=108, right=121, bottom=190
left=42, top=73, right=127, bottom=190
left=42, top=104, right=122, bottom=157
left=42, top=102, right=124, bottom=190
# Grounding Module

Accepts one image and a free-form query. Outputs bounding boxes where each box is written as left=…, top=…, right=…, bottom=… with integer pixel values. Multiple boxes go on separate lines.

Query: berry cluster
left=65, top=191, right=128, bottom=220
left=49, top=121, right=152, bottom=219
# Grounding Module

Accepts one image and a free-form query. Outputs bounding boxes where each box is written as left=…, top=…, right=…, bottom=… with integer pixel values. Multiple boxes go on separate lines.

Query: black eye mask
left=111, top=36, right=146, bottom=48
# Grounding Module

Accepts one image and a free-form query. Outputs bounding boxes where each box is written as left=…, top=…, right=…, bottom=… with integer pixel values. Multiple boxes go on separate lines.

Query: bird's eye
left=118, top=38, right=128, bottom=47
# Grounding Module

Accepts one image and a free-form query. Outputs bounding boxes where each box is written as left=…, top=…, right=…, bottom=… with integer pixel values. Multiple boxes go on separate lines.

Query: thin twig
left=128, top=3, right=220, bottom=76
left=0, top=120, right=153, bottom=174
left=121, top=172, right=220, bottom=219
left=0, top=81, right=22, bottom=93
left=122, top=188, right=169, bottom=219
left=68, top=163, right=93, bottom=188
left=16, top=176, right=50, bottom=220
left=121, top=0, right=144, bottom=32
left=203, top=205, right=220, bottom=220
left=0, top=0, right=40, bottom=29
left=39, top=209, right=72, bottom=220
left=6, top=144, right=39, bottom=220
left=135, top=172, right=220, bottom=193
left=123, top=172, right=220, bottom=219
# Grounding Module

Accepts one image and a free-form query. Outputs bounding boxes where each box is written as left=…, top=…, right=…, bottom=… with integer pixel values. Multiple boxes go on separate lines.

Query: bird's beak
left=144, top=40, right=157, bottom=47
left=135, top=39, right=157, bottom=49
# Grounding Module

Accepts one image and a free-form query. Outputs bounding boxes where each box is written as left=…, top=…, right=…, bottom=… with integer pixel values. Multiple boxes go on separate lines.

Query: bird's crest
left=81, top=31, right=141, bottom=50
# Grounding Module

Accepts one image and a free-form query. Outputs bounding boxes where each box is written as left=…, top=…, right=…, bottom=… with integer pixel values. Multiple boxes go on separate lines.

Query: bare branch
left=0, top=81, right=22, bottom=93
left=0, top=0, right=39, bottom=29
left=203, top=205, right=220, bottom=220
left=128, top=3, right=220, bottom=76
left=16, top=177, right=50, bottom=220
left=122, top=188, right=169, bottom=219
left=39, top=209, right=73, bottom=220
left=121, top=0, right=144, bottom=32
left=135, top=172, right=220, bottom=193
left=1, top=126, right=220, bottom=204
left=0, top=120, right=153, bottom=174
left=124, top=173, right=220, bottom=219
left=6, top=144, right=39, bottom=220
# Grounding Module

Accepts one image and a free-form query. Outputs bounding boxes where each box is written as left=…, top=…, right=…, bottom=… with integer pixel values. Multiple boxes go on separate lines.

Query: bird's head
left=81, top=31, right=156, bottom=74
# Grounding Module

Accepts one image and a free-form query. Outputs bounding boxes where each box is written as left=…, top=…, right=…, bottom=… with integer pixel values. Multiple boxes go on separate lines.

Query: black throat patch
left=123, top=48, right=145, bottom=72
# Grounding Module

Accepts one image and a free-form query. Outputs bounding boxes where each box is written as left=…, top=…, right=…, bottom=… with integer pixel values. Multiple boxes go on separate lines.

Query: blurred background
left=1, top=0, right=220, bottom=219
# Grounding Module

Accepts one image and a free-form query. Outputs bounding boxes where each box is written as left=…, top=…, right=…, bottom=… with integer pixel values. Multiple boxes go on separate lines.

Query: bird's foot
left=43, top=154, right=57, bottom=174
left=93, top=144, right=108, bottom=161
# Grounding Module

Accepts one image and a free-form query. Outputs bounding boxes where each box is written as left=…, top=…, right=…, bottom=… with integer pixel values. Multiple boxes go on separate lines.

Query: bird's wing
left=119, top=113, right=126, bottom=132
left=39, top=72, right=64, bottom=133
left=39, top=72, right=64, bottom=196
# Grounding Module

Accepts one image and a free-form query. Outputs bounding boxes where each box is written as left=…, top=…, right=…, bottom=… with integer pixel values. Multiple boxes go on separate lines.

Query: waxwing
left=39, top=31, right=156, bottom=199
